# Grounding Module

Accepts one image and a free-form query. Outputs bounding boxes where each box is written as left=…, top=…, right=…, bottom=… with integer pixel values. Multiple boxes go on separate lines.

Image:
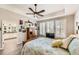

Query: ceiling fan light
left=35, top=16, right=38, bottom=20
left=34, top=4, right=37, bottom=6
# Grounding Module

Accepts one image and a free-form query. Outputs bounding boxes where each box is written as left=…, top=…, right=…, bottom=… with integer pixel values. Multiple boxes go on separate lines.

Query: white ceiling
left=0, top=4, right=79, bottom=21
left=10, top=4, right=64, bottom=15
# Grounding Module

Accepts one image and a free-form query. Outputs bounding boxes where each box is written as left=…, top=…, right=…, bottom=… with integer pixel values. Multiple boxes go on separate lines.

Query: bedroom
left=0, top=4, right=79, bottom=55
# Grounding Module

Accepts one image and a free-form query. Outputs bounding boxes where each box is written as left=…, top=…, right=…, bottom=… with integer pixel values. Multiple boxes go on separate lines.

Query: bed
left=21, top=37, right=69, bottom=55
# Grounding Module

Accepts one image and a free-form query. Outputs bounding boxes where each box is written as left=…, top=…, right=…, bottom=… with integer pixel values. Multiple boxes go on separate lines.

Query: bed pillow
left=51, top=40, right=63, bottom=48
left=68, top=37, right=79, bottom=55
left=61, top=35, right=76, bottom=49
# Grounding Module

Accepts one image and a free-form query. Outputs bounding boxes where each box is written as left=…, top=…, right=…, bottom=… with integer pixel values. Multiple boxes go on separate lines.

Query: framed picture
left=0, top=28, right=1, bottom=31
left=4, top=26, right=6, bottom=33
left=4, top=26, right=6, bottom=30
left=19, top=20, right=23, bottom=25
left=78, top=26, right=79, bottom=30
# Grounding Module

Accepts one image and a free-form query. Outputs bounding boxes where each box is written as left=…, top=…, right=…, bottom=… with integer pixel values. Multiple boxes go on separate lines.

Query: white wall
left=0, top=8, right=28, bottom=45
left=66, top=15, right=75, bottom=36
left=0, top=20, right=2, bottom=48
left=74, top=9, right=79, bottom=35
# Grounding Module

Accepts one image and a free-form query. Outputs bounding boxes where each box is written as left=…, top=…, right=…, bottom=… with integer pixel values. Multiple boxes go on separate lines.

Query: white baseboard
left=17, top=42, right=23, bottom=45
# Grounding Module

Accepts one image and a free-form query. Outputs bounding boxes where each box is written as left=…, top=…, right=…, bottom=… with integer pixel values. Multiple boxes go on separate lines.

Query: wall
left=0, top=8, right=28, bottom=45
left=66, top=15, right=75, bottom=36
left=74, top=9, right=79, bottom=36
left=38, top=9, right=65, bottom=21
left=0, top=20, right=2, bottom=48
left=53, top=14, right=75, bottom=37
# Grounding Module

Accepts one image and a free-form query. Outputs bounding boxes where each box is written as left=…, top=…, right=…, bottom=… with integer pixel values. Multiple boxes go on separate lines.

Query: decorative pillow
left=51, top=40, right=63, bottom=48
left=61, top=35, right=76, bottom=49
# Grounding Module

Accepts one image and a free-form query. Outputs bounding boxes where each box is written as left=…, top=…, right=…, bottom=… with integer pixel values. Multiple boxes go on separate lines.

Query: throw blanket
left=21, top=37, right=69, bottom=55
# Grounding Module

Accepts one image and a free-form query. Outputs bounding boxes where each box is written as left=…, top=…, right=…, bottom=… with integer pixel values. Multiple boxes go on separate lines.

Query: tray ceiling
left=0, top=4, right=79, bottom=21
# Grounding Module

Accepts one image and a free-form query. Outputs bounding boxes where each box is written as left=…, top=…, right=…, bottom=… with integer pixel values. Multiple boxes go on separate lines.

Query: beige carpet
left=0, top=39, right=22, bottom=55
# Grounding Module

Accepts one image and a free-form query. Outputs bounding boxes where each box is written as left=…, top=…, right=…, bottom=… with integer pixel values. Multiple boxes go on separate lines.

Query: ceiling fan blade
left=26, top=13, right=34, bottom=15
left=27, top=4, right=45, bottom=17
left=29, top=8, right=35, bottom=13
left=37, top=10, right=45, bottom=13
left=36, top=13, right=44, bottom=17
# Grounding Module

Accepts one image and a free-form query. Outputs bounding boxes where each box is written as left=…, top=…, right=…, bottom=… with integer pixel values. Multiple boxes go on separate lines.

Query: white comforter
left=21, top=37, right=69, bottom=55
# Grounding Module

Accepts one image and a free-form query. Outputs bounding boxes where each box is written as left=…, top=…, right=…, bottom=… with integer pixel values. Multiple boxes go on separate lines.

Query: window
left=39, top=19, right=65, bottom=38
left=39, top=20, right=54, bottom=36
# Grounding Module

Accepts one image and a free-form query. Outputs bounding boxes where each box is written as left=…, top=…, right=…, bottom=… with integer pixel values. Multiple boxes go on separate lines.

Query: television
left=46, top=33, right=55, bottom=38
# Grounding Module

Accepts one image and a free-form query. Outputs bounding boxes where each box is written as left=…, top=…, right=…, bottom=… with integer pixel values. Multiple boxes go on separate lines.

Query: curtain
left=55, top=19, right=66, bottom=38
left=46, top=21, right=50, bottom=33
left=46, top=20, right=54, bottom=33
left=39, top=23, right=43, bottom=35
left=55, top=20, right=61, bottom=38
left=42, top=22, right=46, bottom=36
left=39, top=22, right=46, bottom=36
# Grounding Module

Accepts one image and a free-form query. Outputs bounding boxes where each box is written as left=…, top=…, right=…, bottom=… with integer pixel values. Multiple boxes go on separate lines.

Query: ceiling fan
left=26, top=4, right=45, bottom=17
